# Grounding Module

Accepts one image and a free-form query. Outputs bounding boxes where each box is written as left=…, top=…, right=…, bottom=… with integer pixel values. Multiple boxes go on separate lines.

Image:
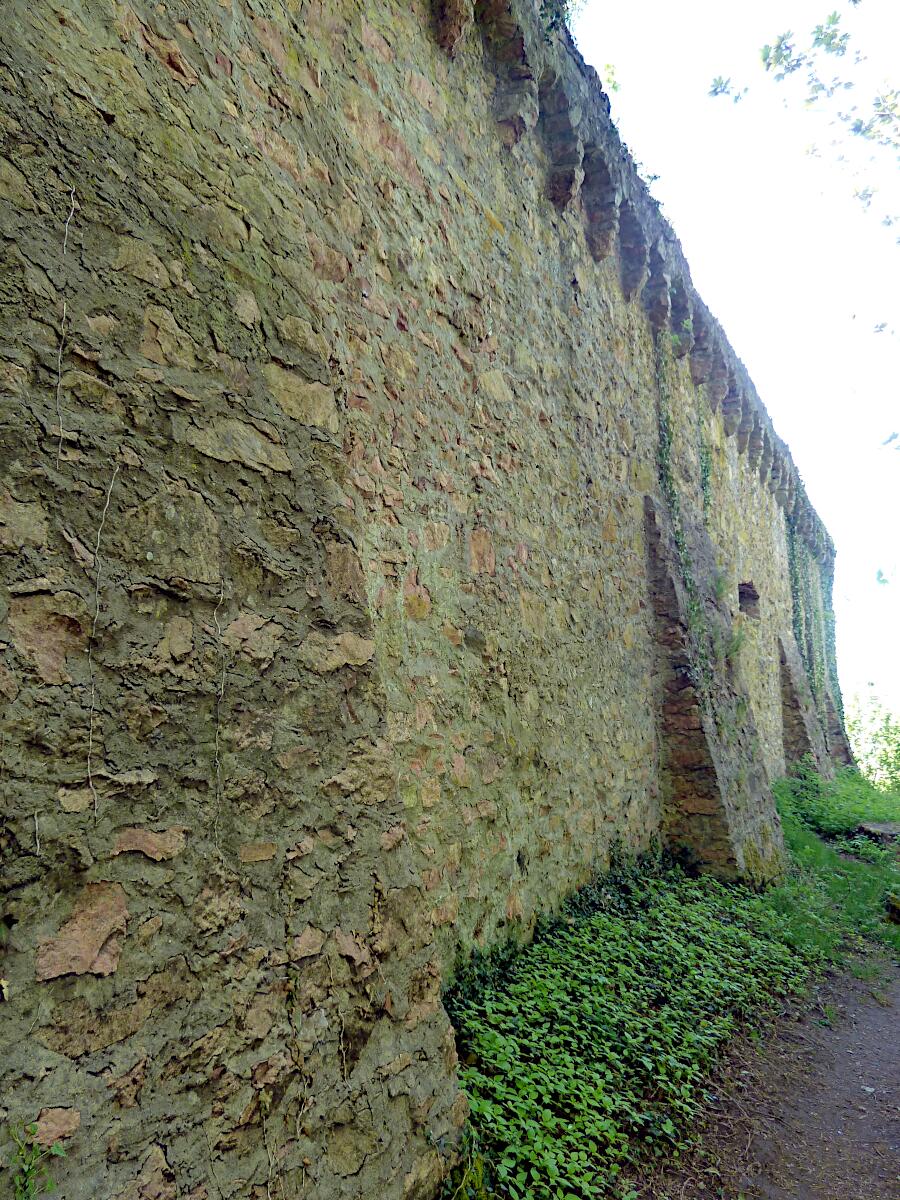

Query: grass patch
left=777, top=760, right=900, bottom=837
left=771, top=767, right=899, bottom=958
left=442, top=771, right=899, bottom=1200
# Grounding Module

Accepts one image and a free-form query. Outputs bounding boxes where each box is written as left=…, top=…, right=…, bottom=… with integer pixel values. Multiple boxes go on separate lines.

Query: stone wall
left=0, top=1, right=847, bottom=1197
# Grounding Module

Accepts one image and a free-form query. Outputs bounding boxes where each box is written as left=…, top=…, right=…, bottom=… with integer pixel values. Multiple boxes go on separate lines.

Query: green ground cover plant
left=2, top=1124, right=66, bottom=1199
left=442, top=770, right=899, bottom=1200
left=832, top=833, right=896, bottom=864
left=442, top=859, right=812, bottom=1200
left=777, top=759, right=900, bottom=837
left=771, top=767, right=899, bottom=958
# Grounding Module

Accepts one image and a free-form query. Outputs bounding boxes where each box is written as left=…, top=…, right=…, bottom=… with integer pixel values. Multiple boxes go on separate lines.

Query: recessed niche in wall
left=739, top=582, right=760, bottom=619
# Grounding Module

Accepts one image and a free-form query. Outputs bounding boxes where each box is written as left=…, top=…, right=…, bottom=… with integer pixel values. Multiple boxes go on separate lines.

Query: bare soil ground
left=640, top=959, right=900, bottom=1200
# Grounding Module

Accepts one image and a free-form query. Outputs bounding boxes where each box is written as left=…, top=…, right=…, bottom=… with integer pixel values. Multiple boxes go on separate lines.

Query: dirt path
left=644, top=960, right=900, bottom=1200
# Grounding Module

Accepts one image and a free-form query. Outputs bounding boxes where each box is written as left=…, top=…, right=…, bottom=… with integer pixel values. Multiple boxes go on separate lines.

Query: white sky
left=573, top=0, right=900, bottom=712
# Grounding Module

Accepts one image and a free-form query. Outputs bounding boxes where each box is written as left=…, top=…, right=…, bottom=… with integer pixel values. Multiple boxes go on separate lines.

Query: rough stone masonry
left=0, top=1, right=851, bottom=1197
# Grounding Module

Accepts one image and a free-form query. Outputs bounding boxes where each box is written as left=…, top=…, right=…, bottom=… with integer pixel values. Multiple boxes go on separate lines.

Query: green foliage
left=442, top=768, right=899, bottom=1200
left=539, top=0, right=584, bottom=38
left=724, top=623, right=746, bottom=663
left=664, top=318, right=694, bottom=359
left=846, top=694, right=900, bottom=790
left=698, top=441, right=712, bottom=520
left=785, top=522, right=832, bottom=723
left=601, top=63, right=620, bottom=94
left=711, top=570, right=729, bottom=604
left=3, top=1125, right=66, bottom=1199
left=775, top=759, right=900, bottom=837
left=711, top=3, right=899, bottom=235
left=694, top=379, right=712, bottom=525
left=444, top=1130, right=492, bottom=1200
left=821, top=568, right=842, bottom=722
left=833, top=834, right=896, bottom=865
left=708, top=76, right=748, bottom=105
left=772, top=782, right=900, bottom=958
left=442, top=859, right=812, bottom=1200
left=786, top=520, right=805, bottom=660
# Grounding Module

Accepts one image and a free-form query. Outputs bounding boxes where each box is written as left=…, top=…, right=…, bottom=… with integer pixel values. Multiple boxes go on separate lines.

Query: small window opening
left=738, top=582, right=760, bottom=619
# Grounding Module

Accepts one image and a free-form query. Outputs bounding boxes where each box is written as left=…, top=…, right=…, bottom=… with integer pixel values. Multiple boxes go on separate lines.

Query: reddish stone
left=36, top=883, right=129, bottom=981
left=113, top=827, right=186, bottom=862
left=35, top=1108, right=80, bottom=1145
left=469, top=527, right=496, bottom=575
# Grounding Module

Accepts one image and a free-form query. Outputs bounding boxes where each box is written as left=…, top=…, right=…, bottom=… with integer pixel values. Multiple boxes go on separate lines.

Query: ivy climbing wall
left=0, top=1, right=847, bottom=1198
